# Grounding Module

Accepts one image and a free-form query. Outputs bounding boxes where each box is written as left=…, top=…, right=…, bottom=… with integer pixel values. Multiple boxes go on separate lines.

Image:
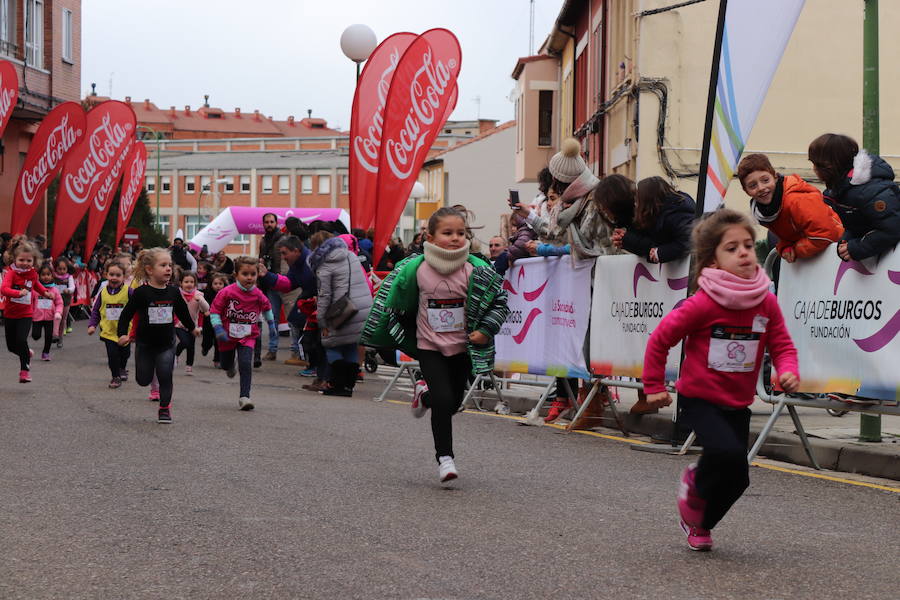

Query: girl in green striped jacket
left=362, top=207, right=509, bottom=484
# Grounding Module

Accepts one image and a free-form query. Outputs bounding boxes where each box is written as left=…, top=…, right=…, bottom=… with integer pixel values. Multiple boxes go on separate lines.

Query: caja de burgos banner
left=494, top=256, right=593, bottom=379
left=777, top=249, right=900, bottom=400
left=372, top=28, right=461, bottom=267
left=115, top=141, right=148, bottom=246
left=10, top=102, right=86, bottom=235
left=51, top=101, right=136, bottom=258
left=590, top=255, right=689, bottom=381
left=349, top=31, right=417, bottom=231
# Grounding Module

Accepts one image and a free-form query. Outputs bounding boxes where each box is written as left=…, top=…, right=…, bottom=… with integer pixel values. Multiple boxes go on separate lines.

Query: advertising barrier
left=589, top=255, right=689, bottom=381
left=494, top=256, right=592, bottom=379
left=777, top=249, right=900, bottom=400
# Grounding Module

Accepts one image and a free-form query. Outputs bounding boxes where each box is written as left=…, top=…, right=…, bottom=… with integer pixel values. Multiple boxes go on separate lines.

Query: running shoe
left=680, top=520, right=712, bottom=551
left=120, top=370, right=129, bottom=382
left=148, top=390, right=160, bottom=402
left=238, top=397, right=255, bottom=411
left=19, top=370, right=31, bottom=383
left=157, top=407, right=173, bottom=424
left=438, top=456, right=458, bottom=483
left=109, top=377, right=122, bottom=389
left=494, top=400, right=511, bottom=416
left=298, top=368, right=317, bottom=378
left=41, top=352, right=51, bottom=361
left=411, top=380, right=429, bottom=418
left=185, top=366, right=193, bottom=376
left=65, top=326, right=73, bottom=334
left=226, top=363, right=237, bottom=378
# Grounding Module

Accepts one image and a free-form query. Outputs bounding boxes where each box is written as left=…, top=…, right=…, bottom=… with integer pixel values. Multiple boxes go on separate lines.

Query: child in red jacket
left=642, top=209, right=800, bottom=552
left=1, top=239, right=53, bottom=382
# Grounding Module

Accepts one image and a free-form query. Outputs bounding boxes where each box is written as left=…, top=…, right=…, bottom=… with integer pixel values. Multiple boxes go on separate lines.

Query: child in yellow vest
left=88, top=261, right=132, bottom=388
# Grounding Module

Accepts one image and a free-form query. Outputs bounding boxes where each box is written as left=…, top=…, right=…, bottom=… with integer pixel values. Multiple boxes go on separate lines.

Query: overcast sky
left=82, top=0, right=562, bottom=130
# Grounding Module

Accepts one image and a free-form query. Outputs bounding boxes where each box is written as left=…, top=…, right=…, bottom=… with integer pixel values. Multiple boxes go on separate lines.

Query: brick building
left=0, top=0, right=82, bottom=233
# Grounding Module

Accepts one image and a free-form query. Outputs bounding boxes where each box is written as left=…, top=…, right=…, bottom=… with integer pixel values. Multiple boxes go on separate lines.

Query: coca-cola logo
left=0, top=72, right=15, bottom=121
left=384, top=49, right=458, bottom=180
left=20, top=115, right=83, bottom=206
left=63, top=113, right=133, bottom=205
left=353, top=46, right=403, bottom=174
left=119, top=152, right=146, bottom=220
left=92, top=136, right=134, bottom=211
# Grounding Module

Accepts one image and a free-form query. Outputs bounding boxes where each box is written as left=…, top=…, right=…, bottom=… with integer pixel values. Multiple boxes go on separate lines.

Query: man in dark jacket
left=170, top=238, right=192, bottom=270
left=258, top=213, right=285, bottom=360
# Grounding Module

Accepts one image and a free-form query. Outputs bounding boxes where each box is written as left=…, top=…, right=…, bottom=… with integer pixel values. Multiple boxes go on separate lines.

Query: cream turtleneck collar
left=423, top=240, right=471, bottom=275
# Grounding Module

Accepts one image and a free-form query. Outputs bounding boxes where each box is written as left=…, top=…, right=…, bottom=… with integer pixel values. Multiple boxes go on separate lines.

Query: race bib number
left=106, top=305, right=123, bottom=321
left=229, top=322, right=252, bottom=338
left=148, top=305, right=173, bottom=325
left=37, top=298, right=53, bottom=310
left=426, top=298, right=465, bottom=333
left=708, top=325, right=760, bottom=373
left=10, top=291, right=31, bottom=304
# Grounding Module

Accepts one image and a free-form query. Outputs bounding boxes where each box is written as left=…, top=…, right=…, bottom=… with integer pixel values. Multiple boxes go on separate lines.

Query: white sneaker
left=438, top=456, right=458, bottom=483
left=411, top=380, right=429, bottom=418
left=238, top=397, right=255, bottom=411
left=495, top=400, right=511, bottom=415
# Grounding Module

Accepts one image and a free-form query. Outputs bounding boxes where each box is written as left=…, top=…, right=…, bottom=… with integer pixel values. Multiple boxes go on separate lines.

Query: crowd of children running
left=2, top=130, right=899, bottom=552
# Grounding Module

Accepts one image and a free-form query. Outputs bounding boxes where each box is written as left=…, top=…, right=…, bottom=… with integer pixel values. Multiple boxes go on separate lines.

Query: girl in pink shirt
left=174, top=271, right=210, bottom=375
left=31, top=264, right=63, bottom=362
left=642, top=209, right=799, bottom=552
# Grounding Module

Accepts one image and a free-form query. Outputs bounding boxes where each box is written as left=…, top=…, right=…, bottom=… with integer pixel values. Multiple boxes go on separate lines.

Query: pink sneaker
left=41, top=352, right=51, bottom=361
left=185, top=366, right=193, bottom=375
left=411, top=380, right=429, bottom=418
left=678, top=464, right=706, bottom=527
left=148, top=390, right=161, bottom=402
left=19, top=370, right=31, bottom=383
left=680, top=520, right=713, bottom=551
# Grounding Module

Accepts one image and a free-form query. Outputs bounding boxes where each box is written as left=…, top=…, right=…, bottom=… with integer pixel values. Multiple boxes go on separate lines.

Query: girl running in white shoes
left=174, top=271, right=209, bottom=375
left=642, top=209, right=800, bottom=551
left=2, top=239, right=53, bottom=382
left=88, top=261, right=132, bottom=388
left=117, top=248, right=199, bottom=424
left=362, top=207, right=509, bottom=484
left=31, top=264, right=63, bottom=362
left=210, top=257, right=275, bottom=411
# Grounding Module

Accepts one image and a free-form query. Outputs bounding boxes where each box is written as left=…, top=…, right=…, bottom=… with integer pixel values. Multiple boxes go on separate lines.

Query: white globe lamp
left=410, top=181, right=426, bottom=201
left=341, top=24, right=378, bottom=79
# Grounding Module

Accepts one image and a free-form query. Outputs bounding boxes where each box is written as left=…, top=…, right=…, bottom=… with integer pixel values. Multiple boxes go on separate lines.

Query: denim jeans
left=325, top=343, right=359, bottom=364
left=265, top=290, right=283, bottom=353
left=221, top=344, right=254, bottom=398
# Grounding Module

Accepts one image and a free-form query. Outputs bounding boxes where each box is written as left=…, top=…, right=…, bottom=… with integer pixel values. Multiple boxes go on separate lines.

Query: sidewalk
left=365, top=368, right=900, bottom=481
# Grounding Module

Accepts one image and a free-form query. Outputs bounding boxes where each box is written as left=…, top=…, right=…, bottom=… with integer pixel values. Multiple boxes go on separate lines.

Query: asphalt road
left=1, top=327, right=897, bottom=599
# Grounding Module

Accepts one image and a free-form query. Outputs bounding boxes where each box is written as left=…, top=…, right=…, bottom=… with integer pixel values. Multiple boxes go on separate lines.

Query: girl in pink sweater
left=31, top=264, right=64, bottom=362
left=642, top=209, right=800, bottom=552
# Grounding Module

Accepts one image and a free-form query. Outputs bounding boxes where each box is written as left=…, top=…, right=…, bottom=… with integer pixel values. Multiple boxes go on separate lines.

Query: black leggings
left=418, top=349, right=471, bottom=462
left=220, top=344, right=254, bottom=398
left=5, top=317, right=32, bottom=371
left=31, top=320, right=54, bottom=355
left=174, top=328, right=195, bottom=366
left=679, top=395, right=751, bottom=530
left=103, top=338, right=131, bottom=378
left=134, top=343, right=176, bottom=408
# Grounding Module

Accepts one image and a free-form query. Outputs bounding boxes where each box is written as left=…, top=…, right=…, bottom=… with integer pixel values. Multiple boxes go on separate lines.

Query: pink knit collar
left=698, top=266, right=771, bottom=310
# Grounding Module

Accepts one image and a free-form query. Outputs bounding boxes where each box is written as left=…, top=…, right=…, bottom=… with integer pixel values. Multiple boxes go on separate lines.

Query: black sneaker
left=157, top=407, right=173, bottom=424
left=226, top=363, right=237, bottom=378
left=253, top=359, right=262, bottom=368
left=120, top=369, right=129, bottom=382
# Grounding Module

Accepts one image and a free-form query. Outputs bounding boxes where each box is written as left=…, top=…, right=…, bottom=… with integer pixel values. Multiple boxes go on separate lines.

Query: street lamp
left=136, top=125, right=163, bottom=228
left=340, top=24, right=377, bottom=80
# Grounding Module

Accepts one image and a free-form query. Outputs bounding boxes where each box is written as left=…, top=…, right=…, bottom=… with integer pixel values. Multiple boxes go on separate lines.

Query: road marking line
left=382, top=398, right=899, bottom=493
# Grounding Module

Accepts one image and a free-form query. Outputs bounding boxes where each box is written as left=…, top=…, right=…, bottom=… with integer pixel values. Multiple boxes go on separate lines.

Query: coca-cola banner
left=349, top=32, right=417, bottom=231
left=373, top=29, right=461, bottom=266
left=51, top=101, right=136, bottom=258
left=115, top=141, right=148, bottom=245
left=10, top=102, right=86, bottom=235
left=0, top=60, right=19, bottom=140
left=83, top=133, right=136, bottom=260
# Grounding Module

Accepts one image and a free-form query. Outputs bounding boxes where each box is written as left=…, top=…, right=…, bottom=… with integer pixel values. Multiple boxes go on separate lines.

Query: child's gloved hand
left=267, top=321, right=278, bottom=340
left=213, top=324, right=229, bottom=343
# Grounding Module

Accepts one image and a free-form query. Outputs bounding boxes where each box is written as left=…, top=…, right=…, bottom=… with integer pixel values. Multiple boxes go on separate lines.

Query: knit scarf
left=11, top=265, right=34, bottom=274
left=423, top=240, right=471, bottom=275
left=698, top=266, right=771, bottom=310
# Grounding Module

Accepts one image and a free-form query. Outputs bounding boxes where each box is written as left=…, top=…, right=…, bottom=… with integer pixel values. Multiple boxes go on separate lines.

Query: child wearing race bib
left=117, top=248, right=199, bottom=424
left=210, top=257, right=275, bottom=411
left=1, top=239, right=52, bottom=383
left=88, top=261, right=133, bottom=389
left=642, top=209, right=800, bottom=552
left=174, top=271, right=210, bottom=376
left=31, top=264, right=63, bottom=362
left=201, top=273, right=229, bottom=369
left=52, top=257, right=76, bottom=340
left=361, top=207, right=509, bottom=484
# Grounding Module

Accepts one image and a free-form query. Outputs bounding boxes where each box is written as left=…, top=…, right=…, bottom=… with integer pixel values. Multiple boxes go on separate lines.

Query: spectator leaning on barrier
left=612, top=176, right=697, bottom=264
left=808, top=133, right=900, bottom=261
left=737, top=153, right=843, bottom=264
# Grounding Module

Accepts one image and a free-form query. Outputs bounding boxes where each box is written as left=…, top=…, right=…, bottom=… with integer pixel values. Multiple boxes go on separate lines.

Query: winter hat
left=549, top=138, right=587, bottom=183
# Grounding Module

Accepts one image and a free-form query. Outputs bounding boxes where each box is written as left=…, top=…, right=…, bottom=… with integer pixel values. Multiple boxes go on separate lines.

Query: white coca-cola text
left=384, top=49, right=457, bottom=181
left=119, top=153, right=146, bottom=220
left=0, top=72, right=15, bottom=123
left=63, top=112, right=133, bottom=205
left=92, top=137, right=134, bottom=212
left=20, top=114, right=83, bottom=206
left=352, top=46, right=403, bottom=174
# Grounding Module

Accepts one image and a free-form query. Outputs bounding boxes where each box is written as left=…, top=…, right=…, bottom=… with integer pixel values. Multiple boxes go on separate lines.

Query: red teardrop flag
left=372, top=29, right=462, bottom=267
left=83, top=133, right=136, bottom=261
left=349, top=32, right=417, bottom=231
left=51, top=101, right=136, bottom=258
left=10, top=102, right=86, bottom=235
left=0, top=60, right=19, bottom=139
left=115, top=141, right=148, bottom=245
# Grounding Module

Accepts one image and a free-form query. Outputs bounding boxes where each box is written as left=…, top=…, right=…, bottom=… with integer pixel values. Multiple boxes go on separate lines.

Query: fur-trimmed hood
left=308, top=237, right=349, bottom=272
left=849, top=150, right=895, bottom=186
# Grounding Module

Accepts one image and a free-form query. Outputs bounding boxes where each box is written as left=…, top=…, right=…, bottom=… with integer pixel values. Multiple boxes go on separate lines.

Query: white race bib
left=426, top=298, right=466, bottom=333
left=708, top=325, right=760, bottom=373
left=229, top=322, right=252, bottom=338
left=37, top=298, right=53, bottom=310
left=10, top=291, right=31, bottom=305
left=147, top=305, right=173, bottom=325
left=106, top=305, right=123, bottom=321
